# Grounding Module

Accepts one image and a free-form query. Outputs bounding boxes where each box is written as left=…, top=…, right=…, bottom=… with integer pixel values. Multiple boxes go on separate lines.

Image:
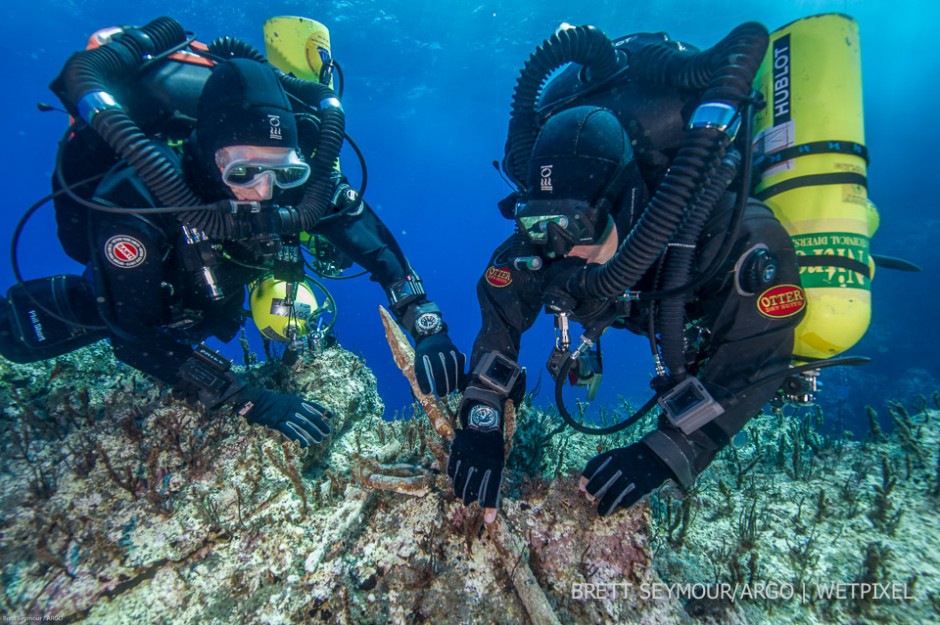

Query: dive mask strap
left=593, top=157, right=635, bottom=215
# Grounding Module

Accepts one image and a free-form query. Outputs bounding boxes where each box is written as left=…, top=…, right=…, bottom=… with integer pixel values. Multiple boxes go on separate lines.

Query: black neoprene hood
left=196, top=58, right=300, bottom=157
left=524, top=105, right=631, bottom=207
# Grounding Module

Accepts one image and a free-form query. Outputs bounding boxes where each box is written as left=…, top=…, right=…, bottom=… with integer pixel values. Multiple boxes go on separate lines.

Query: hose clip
left=76, top=91, right=121, bottom=124
left=226, top=200, right=262, bottom=214
left=554, top=312, right=571, bottom=351
left=690, top=102, right=741, bottom=140
left=319, top=97, right=342, bottom=111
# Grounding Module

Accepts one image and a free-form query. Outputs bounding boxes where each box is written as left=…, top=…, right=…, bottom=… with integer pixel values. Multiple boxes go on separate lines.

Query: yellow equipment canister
left=249, top=277, right=320, bottom=343
left=753, top=13, right=879, bottom=361
left=263, top=16, right=334, bottom=87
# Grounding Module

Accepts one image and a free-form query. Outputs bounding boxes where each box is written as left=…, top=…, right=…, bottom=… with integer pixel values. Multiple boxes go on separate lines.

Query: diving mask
left=515, top=198, right=607, bottom=258
left=218, top=146, right=311, bottom=190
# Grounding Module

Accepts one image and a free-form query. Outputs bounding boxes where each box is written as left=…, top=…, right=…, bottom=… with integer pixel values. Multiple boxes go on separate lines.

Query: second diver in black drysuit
left=447, top=24, right=807, bottom=520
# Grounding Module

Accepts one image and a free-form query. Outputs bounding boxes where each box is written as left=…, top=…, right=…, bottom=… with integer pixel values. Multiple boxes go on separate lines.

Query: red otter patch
left=485, top=266, right=512, bottom=288
left=757, top=284, right=806, bottom=319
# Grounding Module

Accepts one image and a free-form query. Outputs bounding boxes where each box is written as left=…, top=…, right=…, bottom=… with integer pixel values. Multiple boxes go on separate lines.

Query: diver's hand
left=415, top=331, right=466, bottom=396
left=447, top=400, right=504, bottom=523
left=232, top=387, right=332, bottom=447
left=448, top=428, right=504, bottom=523
left=580, top=443, right=672, bottom=515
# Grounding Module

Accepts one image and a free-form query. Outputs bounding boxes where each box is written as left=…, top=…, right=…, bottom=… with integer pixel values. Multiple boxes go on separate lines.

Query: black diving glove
left=175, top=344, right=330, bottom=448
left=232, top=386, right=333, bottom=448
left=414, top=331, right=466, bottom=396
left=581, top=443, right=673, bottom=515
left=447, top=394, right=504, bottom=514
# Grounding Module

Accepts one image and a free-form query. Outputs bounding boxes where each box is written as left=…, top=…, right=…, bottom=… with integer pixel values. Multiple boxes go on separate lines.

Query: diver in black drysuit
left=447, top=26, right=805, bottom=518
left=0, top=22, right=465, bottom=447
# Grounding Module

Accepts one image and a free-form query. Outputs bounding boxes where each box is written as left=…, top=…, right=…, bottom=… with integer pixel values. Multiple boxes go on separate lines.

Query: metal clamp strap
left=77, top=91, right=121, bottom=124
left=690, top=102, right=740, bottom=139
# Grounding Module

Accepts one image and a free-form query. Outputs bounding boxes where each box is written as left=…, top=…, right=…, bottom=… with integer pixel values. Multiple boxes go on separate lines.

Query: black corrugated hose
left=656, top=151, right=740, bottom=382
left=573, top=22, right=769, bottom=300
left=58, top=17, right=201, bottom=209
left=505, top=25, right=620, bottom=187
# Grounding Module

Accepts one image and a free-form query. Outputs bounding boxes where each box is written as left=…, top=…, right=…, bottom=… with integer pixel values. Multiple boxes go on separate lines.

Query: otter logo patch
left=757, top=284, right=805, bottom=319
left=104, top=235, right=147, bottom=269
left=485, top=266, right=512, bottom=288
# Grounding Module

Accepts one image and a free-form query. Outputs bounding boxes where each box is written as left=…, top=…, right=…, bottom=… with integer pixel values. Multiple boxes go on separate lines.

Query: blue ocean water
left=0, top=0, right=935, bottom=429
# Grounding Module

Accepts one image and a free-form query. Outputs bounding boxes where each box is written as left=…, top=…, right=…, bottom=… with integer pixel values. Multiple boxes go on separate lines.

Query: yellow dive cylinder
left=752, top=13, right=879, bottom=361
left=263, top=16, right=334, bottom=87
left=249, top=277, right=320, bottom=343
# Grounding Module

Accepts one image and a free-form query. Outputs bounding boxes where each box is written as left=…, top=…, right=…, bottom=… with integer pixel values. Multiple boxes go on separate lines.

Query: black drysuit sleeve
left=309, top=192, right=421, bottom=317
left=465, top=202, right=801, bottom=489
left=463, top=234, right=547, bottom=400
left=83, top=154, right=256, bottom=389
left=83, top=161, right=199, bottom=386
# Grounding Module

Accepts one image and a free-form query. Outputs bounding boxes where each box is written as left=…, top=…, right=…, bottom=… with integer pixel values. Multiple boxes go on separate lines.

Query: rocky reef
left=1, top=314, right=938, bottom=624
left=0, top=322, right=683, bottom=625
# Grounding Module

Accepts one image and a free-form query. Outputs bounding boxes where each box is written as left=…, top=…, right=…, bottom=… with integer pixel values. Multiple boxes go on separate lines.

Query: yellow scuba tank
left=753, top=13, right=879, bottom=361
left=263, top=16, right=334, bottom=87
left=249, top=277, right=320, bottom=343
left=263, top=15, right=342, bottom=176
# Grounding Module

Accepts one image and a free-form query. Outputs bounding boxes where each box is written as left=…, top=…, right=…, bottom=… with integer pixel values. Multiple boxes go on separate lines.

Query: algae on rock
left=0, top=336, right=683, bottom=625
